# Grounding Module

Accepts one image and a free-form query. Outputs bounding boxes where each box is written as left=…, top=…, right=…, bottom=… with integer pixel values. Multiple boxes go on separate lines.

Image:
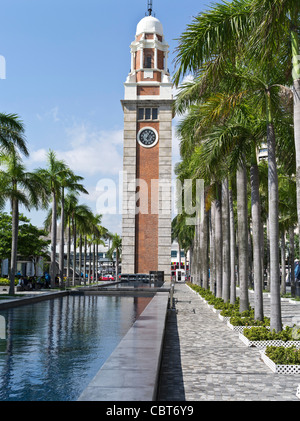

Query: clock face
left=137, top=127, right=158, bottom=148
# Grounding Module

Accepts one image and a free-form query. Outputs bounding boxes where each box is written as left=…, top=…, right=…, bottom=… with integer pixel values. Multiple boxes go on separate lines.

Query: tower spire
left=147, top=0, right=153, bottom=16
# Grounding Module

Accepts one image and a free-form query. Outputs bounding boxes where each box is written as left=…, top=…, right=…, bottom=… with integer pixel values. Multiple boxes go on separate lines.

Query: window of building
left=145, top=108, right=151, bottom=120
left=171, top=250, right=177, bottom=258
left=138, top=108, right=144, bottom=120
left=152, top=108, right=158, bottom=120
left=138, top=108, right=158, bottom=121
left=145, top=55, right=152, bottom=68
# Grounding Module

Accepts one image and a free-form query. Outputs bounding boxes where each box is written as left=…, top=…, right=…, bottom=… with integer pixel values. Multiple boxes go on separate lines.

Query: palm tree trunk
left=229, top=185, right=236, bottom=304
left=89, top=243, right=92, bottom=284
left=202, top=208, right=209, bottom=289
left=9, top=197, right=19, bottom=295
left=72, top=220, right=77, bottom=286
left=260, top=218, right=265, bottom=291
left=295, top=79, right=300, bottom=250
left=210, top=202, right=216, bottom=293
left=198, top=215, right=203, bottom=286
left=79, top=235, right=83, bottom=285
left=266, top=93, right=282, bottom=332
left=84, top=235, right=87, bottom=286
left=178, top=241, right=182, bottom=280
left=93, top=241, right=96, bottom=284
left=50, top=190, right=57, bottom=288
left=196, top=217, right=201, bottom=285
left=289, top=226, right=295, bottom=294
left=67, top=221, right=71, bottom=286
left=96, top=242, right=99, bottom=286
left=222, top=178, right=230, bottom=302
left=250, top=159, right=263, bottom=321
left=291, top=9, right=300, bottom=251
left=236, top=230, right=239, bottom=287
left=248, top=228, right=253, bottom=288
left=266, top=217, right=270, bottom=291
left=237, top=163, right=249, bottom=313
left=59, top=187, right=65, bottom=287
left=189, top=243, right=193, bottom=282
left=280, top=230, right=286, bottom=296
left=215, top=183, right=222, bottom=298
left=115, top=250, right=119, bottom=281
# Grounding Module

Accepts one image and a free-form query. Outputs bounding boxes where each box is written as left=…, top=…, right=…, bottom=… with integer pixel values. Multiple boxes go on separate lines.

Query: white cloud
left=28, top=123, right=124, bottom=177
left=36, top=106, right=60, bottom=123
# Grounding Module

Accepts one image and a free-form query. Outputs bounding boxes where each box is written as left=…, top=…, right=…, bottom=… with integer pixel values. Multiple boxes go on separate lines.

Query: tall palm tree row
left=0, top=114, right=49, bottom=295
left=0, top=116, right=118, bottom=294
left=173, top=0, right=299, bottom=332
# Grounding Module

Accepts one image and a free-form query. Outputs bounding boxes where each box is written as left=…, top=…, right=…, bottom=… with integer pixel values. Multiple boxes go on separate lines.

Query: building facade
left=121, top=8, right=173, bottom=281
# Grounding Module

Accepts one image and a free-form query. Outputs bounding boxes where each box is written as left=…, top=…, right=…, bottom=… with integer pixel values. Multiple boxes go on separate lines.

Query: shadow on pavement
left=157, top=307, right=185, bottom=401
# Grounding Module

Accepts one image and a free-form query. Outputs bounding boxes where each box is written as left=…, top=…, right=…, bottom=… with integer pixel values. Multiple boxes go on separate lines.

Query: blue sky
left=0, top=0, right=210, bottom=234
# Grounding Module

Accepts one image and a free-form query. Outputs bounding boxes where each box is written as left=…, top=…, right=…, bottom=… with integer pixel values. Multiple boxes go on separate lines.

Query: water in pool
left=0, top=294, right=151, bottom=401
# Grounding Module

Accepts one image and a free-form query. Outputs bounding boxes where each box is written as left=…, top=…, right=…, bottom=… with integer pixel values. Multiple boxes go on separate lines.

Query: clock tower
left=121, top=2, right=173, bottom=282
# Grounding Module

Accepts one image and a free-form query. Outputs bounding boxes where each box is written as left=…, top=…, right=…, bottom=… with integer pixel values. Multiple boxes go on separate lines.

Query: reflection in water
left=0, top=294, right=151, bottom=401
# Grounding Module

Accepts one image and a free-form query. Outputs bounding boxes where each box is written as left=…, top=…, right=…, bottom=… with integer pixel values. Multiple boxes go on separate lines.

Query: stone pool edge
left=77, top=291, right=170, bottom=402
left=0, top=290, right=69, bottom=309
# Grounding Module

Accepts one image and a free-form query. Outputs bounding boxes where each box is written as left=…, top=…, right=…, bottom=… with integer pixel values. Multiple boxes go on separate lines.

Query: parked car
left=100, top=274, right=115, bottom=281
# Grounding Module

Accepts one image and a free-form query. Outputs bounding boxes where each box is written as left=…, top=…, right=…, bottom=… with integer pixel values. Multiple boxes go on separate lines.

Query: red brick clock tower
left=121, top=2, right=173, bottom=282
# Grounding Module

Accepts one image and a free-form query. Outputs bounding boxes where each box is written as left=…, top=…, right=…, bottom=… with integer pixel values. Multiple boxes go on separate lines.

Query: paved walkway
left=157, top=283, right=300, bottom=401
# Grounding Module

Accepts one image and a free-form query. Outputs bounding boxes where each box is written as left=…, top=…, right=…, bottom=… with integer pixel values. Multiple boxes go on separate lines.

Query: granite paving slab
left=157, top=283, right=300, bottom=401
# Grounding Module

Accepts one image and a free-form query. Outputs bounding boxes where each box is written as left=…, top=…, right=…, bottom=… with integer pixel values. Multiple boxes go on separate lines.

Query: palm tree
left=62, top=193, right=95, bottom=286
left=236, top=161, right=250, bottom=312
left=58, top=169, right=88, bottom=284
left=278, top=172, right=297, bottom=295
left=250, top=144, right=264, bottom=320
left=107, top=234, right=122, bottom=281
left=175, top=76, right=263, bottom=311
left=172, top=214, right=184, bottom=278
left=172, top=213, right=195, bottom=283
left=0, top=113, right=29, bottom=157
left=0, top=152, right=48, bottom=295
left=93, top=222, right=109, bottom=284
left=38, top=150, right=69, bottom=288
left=77, top=210, right=101, bottom=285
left=88, top=214, right=103, bottom=284
left=222, top=177, right=231, bottom=303
left=229, top=177, right=237, bottom=304
left=174, top=0, right=298, bottom=330
left=247, top=0, right=299, bottom=235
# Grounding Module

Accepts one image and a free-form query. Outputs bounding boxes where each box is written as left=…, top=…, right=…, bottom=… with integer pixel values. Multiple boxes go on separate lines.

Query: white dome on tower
left=136, top=15, right=163, bottom=36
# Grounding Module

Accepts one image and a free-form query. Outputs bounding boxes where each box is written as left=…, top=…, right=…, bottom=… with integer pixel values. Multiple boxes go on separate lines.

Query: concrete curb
left=78, top=291, right=170, bottom=401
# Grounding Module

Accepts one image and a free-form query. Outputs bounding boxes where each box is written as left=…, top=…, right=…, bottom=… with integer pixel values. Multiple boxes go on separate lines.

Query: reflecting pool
left=0, top=294, right=151, bottom=401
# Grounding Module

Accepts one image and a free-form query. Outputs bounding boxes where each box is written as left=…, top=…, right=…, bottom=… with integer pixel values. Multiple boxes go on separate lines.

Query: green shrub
left=265, top=346, right=300, bottom=365
left=206, top=296, right=224, bottom=306
left=0, top=278, right=18, bottom=286
left=187, top=282, right=242, bottom=313
left=220, top=302, right=253, bottom=318
left=230, top=315, right=270, bottom=326
left=220, top=308, right=232, bottom=316
left=214, top=301, right=229, bottom=310
left=243, top=325, right=300, bottom=341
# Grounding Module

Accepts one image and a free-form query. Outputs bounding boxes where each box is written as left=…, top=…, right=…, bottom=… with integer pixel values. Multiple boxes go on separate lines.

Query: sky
left=0, top=0, right=211, bottom=234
